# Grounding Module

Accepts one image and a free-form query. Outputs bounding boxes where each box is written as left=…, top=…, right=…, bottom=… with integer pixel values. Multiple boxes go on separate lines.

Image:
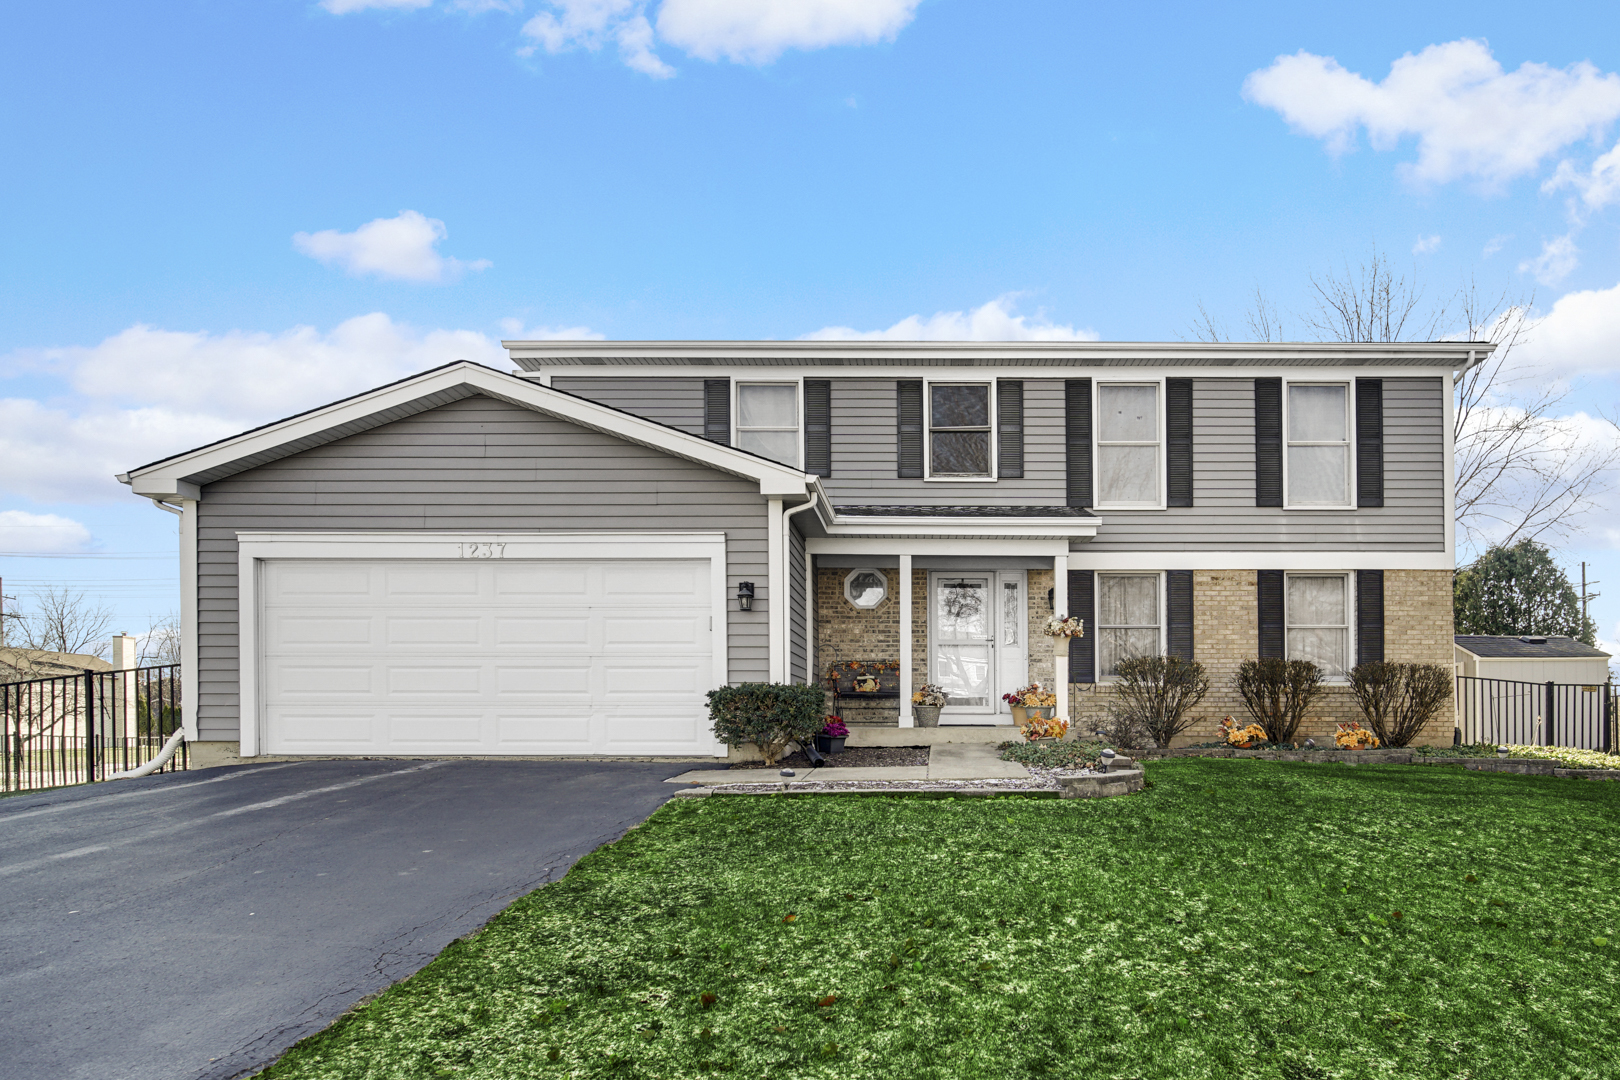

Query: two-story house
left=121, top=340, right=1481, bottom=767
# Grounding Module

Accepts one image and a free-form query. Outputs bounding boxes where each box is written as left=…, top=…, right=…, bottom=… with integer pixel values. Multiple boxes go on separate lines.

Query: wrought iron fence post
left=83, top=670, right=96, bottom=784
left=1606, top=681, right=1614, bottom=755
left=1544, top=681, right=1556, bottom=748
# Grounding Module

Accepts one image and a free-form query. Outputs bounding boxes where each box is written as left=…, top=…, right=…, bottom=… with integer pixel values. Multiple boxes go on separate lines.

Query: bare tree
left=13, top=587, right=114, bottom=658
left=139, top=615, right=182, bottom=667
left=1191, top=248, right=1619, bottom=556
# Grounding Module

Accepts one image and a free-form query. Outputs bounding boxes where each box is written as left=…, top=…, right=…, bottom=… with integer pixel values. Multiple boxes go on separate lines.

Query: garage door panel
left=385, top=617, right=482, bottom=647
left=495, top=662, right=594, bottom=699
left=385, top=567, right=482, bottom=596
left=272, top=616, right=374, bottom=647
left=270, top=665, right=374, bottom=696
left=387, top=665, right=482, bottom=696
left=494, top=615, right=591, bottom=647
left=261, top=557, right=718, bottom=757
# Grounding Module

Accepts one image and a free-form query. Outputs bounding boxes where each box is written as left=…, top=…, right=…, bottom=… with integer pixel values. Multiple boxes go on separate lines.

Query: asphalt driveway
left=0, top=758, right=707, bottom=1080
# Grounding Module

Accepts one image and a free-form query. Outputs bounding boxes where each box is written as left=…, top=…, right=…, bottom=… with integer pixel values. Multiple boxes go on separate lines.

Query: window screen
left=1287, top=574, right=1349, bottom=677
left=929, top=384, right=992, bottom=476
left=1287, top=384, right=1350, bottom=506
left=1097, top=384, right=1160, bottom=505
left=736, top=383, right=799, bottom=468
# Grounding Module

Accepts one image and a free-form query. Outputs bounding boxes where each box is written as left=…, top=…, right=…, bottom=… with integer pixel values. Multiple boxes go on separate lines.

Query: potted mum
left=912, top=683, right=948, bottom=727
left=1002, top=682, right=1057, bottom=724
left=815, top=716, right=849, bottom=754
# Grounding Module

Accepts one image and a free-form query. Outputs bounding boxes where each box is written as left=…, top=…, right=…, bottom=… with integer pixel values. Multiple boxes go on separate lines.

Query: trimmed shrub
left=1234, top=659, right=1325, bottom=745
left=1106, top=655, right=1210, bottom=749
left=707, top=682, right=827, bottom=767
left=1348, top=662, right=1453, bottom=748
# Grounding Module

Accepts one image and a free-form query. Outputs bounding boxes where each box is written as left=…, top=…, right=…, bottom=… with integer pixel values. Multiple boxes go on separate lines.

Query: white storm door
left=931, top=574, right=994, bottom=715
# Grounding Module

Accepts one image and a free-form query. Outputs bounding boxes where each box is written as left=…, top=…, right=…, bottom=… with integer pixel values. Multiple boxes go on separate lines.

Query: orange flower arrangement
left=1218, top=715, right=1269, bottom=748
left=1020, top=717, right=1070, bottom=742
left=1335, top=721, right=1380, bottom=749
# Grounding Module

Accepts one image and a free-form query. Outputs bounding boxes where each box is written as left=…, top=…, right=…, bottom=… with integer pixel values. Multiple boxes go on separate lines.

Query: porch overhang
left=807, top=498, right=1098, bottom=544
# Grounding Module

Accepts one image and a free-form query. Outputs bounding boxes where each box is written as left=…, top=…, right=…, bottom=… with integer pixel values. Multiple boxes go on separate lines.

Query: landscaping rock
left=1055, top=768, right=1144, bottom=799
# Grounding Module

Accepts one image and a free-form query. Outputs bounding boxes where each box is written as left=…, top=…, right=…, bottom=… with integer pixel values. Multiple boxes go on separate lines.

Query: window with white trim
left=844, top=568, right=888, bottom=609
left=928, top=383, right=993, bottom=477
left=1096, top=383, right=1160, bottom=506
left=1286, top=383, right=1351, bottom=507
left=736, top=382, right=800, bottom=468
left=1097, top=572, right=1161, bottom=677
left=1286, top=573, right=1349, bottom=677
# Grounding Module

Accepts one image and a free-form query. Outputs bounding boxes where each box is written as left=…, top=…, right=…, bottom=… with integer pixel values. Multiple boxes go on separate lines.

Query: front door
left=931, top=574, right=995, bottom=719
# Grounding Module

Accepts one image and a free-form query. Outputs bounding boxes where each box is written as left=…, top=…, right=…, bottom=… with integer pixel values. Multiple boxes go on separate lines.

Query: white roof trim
left=122, top=361, right=812, bottom=499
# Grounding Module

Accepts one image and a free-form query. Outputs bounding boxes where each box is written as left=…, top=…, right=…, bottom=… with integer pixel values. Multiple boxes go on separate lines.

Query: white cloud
left=1243, top=39, right=1620, bottom=186
left=450, top=0, right=523, bottom=11
left=656, top=0, right=920, bottom=65
left=1413, top=234, right=1442, bottom=254
left=497, top=317, right=604, bottom=339
left=520, top=0, right=673, bottom=77
left=0, top=510, right=92, bottom=554
left=293, top=210, right=491, bottom=283
left=1545, top=138, right=1620, bottom=211
left=803, top=296, right=1099, bottom=342
left=321, top=0, right=433, bottom=12
left=1520, top=234, right=1580, bottom=285
left=1517, top=279, right=1620, bottom=377
left=0, top=313, right=588, bottom=503
left=1483, top=234, right=1510, bottom=257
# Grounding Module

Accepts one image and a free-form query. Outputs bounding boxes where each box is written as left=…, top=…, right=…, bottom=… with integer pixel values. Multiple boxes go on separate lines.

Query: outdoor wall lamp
left=737, top=581, right=755, bottom=611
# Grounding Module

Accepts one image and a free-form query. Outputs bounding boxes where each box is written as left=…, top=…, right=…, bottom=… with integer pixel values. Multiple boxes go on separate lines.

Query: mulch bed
left=730, top=745, right=930, bottom=770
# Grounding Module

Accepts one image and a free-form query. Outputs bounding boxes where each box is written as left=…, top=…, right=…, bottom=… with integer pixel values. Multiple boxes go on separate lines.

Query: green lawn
left=258, top=760, right=1620, bottom=1079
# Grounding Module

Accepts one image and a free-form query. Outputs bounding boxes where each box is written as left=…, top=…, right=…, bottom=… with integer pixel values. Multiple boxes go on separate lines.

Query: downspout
left=1452, top=348, right=1479, bottom=386
left=781, top=492, right=821, bottom=685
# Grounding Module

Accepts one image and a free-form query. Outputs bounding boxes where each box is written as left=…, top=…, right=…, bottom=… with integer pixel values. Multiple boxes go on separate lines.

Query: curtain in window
left=1286, top=574, right=1347, bottom=676
left=1098, top=574, right=1159, bottom=677
left=1097, top=384, right=1159, bottom=504
left=737, top=384, right=799, bottom=466
left=1286, top=385, right=1348, bottom=505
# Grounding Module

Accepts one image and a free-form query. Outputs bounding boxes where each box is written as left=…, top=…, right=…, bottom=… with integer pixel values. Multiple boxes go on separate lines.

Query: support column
left=1053, top=553, right=1069, bottom=723
left=899, top=553, right=913, bottom=728
left=804, top=553, right=815, bottom=690
left=767, top=498, right=784, bottom=683
left=180, top=499, right=199, bottom=744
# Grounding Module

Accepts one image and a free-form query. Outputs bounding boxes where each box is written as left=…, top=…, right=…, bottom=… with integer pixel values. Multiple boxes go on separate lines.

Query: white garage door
left=259, top=558, right=718, bottom=756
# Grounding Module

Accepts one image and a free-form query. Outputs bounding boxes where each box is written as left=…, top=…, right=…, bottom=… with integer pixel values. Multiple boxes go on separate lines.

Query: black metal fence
left=1455, top=675, right=1613, bottom=751
left=2, top=665, right=185, bottom=793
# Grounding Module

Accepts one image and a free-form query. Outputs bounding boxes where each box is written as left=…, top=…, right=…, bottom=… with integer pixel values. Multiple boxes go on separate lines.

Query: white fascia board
left=125, top=362, right=809, bottom=499
left=822, top=517, right=1098, bottom=540
left=808, top=537, right=1072, bottom=556
left=504, top=340, right=1495, bottom=367
left=521, top=363, right=1463, bottom=381
left=1072, top=550, right=1456, bottom=571
left=127, top=477, right=201, bottom=500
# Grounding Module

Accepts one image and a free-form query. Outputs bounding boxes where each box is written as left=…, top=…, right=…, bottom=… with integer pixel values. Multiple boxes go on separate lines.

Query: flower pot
left=912, top=705, right=941, bottom=727
left=814, top=735, right=847, bottom=754
left=1010, top=705, right=1055, bottom=723
left=1028, top=736, right=1059, bottom=746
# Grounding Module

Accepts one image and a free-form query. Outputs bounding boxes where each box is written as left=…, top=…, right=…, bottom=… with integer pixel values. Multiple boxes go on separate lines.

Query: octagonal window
left=844, top=569, right=888, bottom=609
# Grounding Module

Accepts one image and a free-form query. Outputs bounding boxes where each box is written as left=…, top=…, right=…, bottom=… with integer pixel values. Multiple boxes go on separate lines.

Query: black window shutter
left=1356, top=570, right=1385, bottom=666
left=703, top=379, right=730, bottom=444
left=1167, top=570, right=1194, bottom=660
left=897, top=380, right=923, bottom=478
left=804, top=379, right=831, bottom=477
left=1068, top=569, right=1096, bottom=683
left=1065, top=379, right=1093, bottom=508
left=1167, top=377, right=1194, bottom=507
left=1254, top=378, right=1283, bottom=507
left=997, top=380, right=1024, bottom=478
left=1257, top=569, right=1284, bottom=659
left=1356, top=378, right=1384, bottom=507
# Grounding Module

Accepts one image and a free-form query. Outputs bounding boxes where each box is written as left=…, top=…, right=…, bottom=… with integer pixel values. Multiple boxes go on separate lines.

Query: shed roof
left=1454, top=635, right=1611, bottom=659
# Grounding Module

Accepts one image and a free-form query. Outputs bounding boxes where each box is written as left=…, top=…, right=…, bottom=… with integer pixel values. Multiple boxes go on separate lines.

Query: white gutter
left=1452, top=348, right=1481, bottom=385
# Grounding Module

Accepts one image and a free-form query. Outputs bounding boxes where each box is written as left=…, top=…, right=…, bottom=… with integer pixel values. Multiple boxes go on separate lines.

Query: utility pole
left=1581, top=562, right=1600, bottom=634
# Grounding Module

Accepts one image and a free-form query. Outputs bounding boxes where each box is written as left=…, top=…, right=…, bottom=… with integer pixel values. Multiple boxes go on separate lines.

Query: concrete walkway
left=668, top=741, right=1029, bottom=785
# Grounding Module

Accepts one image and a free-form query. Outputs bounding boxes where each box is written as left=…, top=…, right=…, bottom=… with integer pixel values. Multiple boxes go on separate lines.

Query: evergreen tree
left=1453, top=540, right=1596, bottom=645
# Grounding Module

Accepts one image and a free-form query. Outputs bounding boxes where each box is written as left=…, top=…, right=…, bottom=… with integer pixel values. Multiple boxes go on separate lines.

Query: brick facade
left=1068, top=568, right=1456, bottom=747
left=814, top=566, right=926, bottom=725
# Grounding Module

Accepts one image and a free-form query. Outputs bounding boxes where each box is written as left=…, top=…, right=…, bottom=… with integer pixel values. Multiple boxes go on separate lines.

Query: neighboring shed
left=1454, top=635, right=1612, bottom=685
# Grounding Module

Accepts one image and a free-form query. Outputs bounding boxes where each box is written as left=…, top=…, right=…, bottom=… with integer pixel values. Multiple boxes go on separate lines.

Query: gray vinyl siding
left=789, top=525, right=807, bottom=684
left=193, top=394, right=768, bottom=742
left=1083, top=376, right=1446, bottom=551
left=550, top=377, right=706, bottom=436
left=824, top=378, right=1068, bottom=505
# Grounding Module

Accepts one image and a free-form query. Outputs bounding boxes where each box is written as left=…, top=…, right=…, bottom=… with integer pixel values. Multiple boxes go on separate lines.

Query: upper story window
left=1286, top=383, right=1351, bottom=507
left=1096, top=382, right=1161, bottom=507
left=1286, top=573, right=1349, bottom=678
left=736, top=382, right=799, bottom=468
left=928, top=383, right=993, bottom=478
left=1097, top=572, right=1161, bottom=677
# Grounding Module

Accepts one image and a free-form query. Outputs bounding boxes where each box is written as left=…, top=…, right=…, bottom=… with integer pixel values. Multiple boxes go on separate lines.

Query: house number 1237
left=458, top=542, right=506, bottom=559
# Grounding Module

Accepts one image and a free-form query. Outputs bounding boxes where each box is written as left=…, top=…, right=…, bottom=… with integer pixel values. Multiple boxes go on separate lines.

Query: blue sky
left=4, top=1, right=1620, bottom=653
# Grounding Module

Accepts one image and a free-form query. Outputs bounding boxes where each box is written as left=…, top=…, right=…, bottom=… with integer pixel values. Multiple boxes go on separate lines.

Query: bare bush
left=1348, top=662, right=1454, bottom=748
left=13, top=587, right=113, bottom=658
left=1106, top=655, right=1210, bottom=749
left=1235, top=659, right=1326, bottom=745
